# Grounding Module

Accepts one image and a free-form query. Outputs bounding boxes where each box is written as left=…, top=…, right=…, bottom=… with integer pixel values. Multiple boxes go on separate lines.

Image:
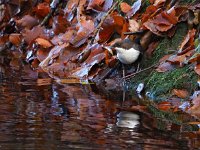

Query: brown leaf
left=194, top=64, right=200, bottom=76
left=167, top=50, right=194, bottom=65
left=157, top=101, right=172, bottom=111
left=143, top=7, right=179, bottom=36
left=70, top=18, right=94, bottom=47
left=22, top=25, right=48, bottom=44
left=9, top=33, right=22, bottom=46
left=35, top=38, right=53, bottom=48
left=113, top=15, right=129, bottom=39
left=34, top=2, right=50, bottom=18
left=87, top=0, right=105, bottom=11
left=99, top=17, right=115, bottom=43
left=120, top=2, right=131, bottom=13
left=52, top=15, right=70, bottom=35
left=146, top=41, right=159, bottom=58
left=154, top=0, right=166, bottom=6
left=16, top=15, right=39, bottom=29
left=179, top=29, right=196, bottom=52
left=172, top=89, right=189, bottom=98
left=141, top=5, right=159, bottom=24
left=188, top=95, right=200, bottom=115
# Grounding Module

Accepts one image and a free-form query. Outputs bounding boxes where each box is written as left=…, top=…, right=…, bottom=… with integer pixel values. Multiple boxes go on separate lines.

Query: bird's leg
left=136, top=63, right=140, bottom=72
left=122, top=64, right=127, bottom=88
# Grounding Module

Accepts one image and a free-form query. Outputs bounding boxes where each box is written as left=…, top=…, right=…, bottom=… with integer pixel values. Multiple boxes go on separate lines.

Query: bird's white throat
left=115, top=47, right=140, bottom=64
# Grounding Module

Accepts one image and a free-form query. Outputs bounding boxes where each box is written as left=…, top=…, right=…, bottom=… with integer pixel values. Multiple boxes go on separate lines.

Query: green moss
left=130, top=23, right=198, bottom=100
left=146, top=66, right=198, bottom=98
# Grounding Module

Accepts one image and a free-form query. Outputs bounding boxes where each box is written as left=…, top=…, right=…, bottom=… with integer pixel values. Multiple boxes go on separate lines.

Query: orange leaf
left=172, top=89, right=189, bottom=98
left=35, top=38, right=53, bottom=48
left=9, top=33, right=21, bottom=46
left=157, top=101, right=172, bottom=111
left=179, top=29, right=196, bottom=52
left=120, top=2, right=131, bottom=13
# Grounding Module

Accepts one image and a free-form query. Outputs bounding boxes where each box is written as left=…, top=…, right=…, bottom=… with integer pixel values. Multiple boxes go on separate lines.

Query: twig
left=124, top=63, right=159, bottom=79
left=40, top=0, right=62, bottom=26
left=78, top=1, right=118, bottom=62
left=89, top=1, right=118, bottom=45
left=123, top=30, right=144, bottom=35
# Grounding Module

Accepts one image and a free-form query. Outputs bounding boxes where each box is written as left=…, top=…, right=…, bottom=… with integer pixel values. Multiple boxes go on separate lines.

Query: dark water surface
left=0, top=57, right=200, bottom=150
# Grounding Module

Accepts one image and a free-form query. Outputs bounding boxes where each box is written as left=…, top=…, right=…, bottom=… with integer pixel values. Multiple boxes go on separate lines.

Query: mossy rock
left=130, top=23, right=198, bottom=100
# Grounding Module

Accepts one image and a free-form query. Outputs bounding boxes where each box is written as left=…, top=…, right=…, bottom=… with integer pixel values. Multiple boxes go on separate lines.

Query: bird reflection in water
left=116, top=111, right=140, bottom=129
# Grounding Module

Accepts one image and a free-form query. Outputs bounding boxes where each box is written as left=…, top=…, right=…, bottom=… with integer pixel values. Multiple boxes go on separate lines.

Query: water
left=0, top=56, right=200, bottom=150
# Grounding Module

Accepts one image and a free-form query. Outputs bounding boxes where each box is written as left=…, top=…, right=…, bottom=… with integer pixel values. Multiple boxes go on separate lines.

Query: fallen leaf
left=194, top=64, right=200, bottom=76
left=127, top=0, right=142, bottom=18
left=179, top=29, right=196, bottom=52
left=16, top=15, right=39, bottom=29
left=9, top=33, right=21, bottom=46
left=172, top=89, right=189, bottom=98
left=156, top=62, right=175, bottom=72
left=128, top=19, right=140, bottom=32
left=120, top=2, right=131, bottom=13
left=35, top=38, right=53, bottom=48
left=34, top=2, right=50, bottom=18
left=157, top=101, right=172, bottom=111
left=22, top=25, right=48, bottom=44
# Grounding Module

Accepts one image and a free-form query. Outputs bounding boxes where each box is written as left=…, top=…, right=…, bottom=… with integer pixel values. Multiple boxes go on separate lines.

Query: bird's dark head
left=112, top=38, right=142, bottom=52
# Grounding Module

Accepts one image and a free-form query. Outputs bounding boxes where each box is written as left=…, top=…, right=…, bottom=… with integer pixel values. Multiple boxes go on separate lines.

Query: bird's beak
left=103, top=46, right=114, bottom=55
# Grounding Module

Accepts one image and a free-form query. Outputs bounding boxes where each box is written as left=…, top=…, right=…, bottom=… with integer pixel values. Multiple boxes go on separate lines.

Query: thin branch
left=78, top=1, right=118, bottom=62
left=89, top=1, right=118, bottom=45
left=124, top=63, right=159, bottom=79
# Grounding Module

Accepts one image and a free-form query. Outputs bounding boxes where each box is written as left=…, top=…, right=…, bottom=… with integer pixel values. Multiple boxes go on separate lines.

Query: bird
left=103, top=38, right=143, bottom=84
left=112, top=38, right=142, bottom=65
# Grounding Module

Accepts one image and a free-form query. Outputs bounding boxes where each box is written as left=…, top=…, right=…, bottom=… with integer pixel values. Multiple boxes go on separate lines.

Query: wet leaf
left=127, top=0, right=142, bottom=18
left=172, top=89, right=189, bottom=98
